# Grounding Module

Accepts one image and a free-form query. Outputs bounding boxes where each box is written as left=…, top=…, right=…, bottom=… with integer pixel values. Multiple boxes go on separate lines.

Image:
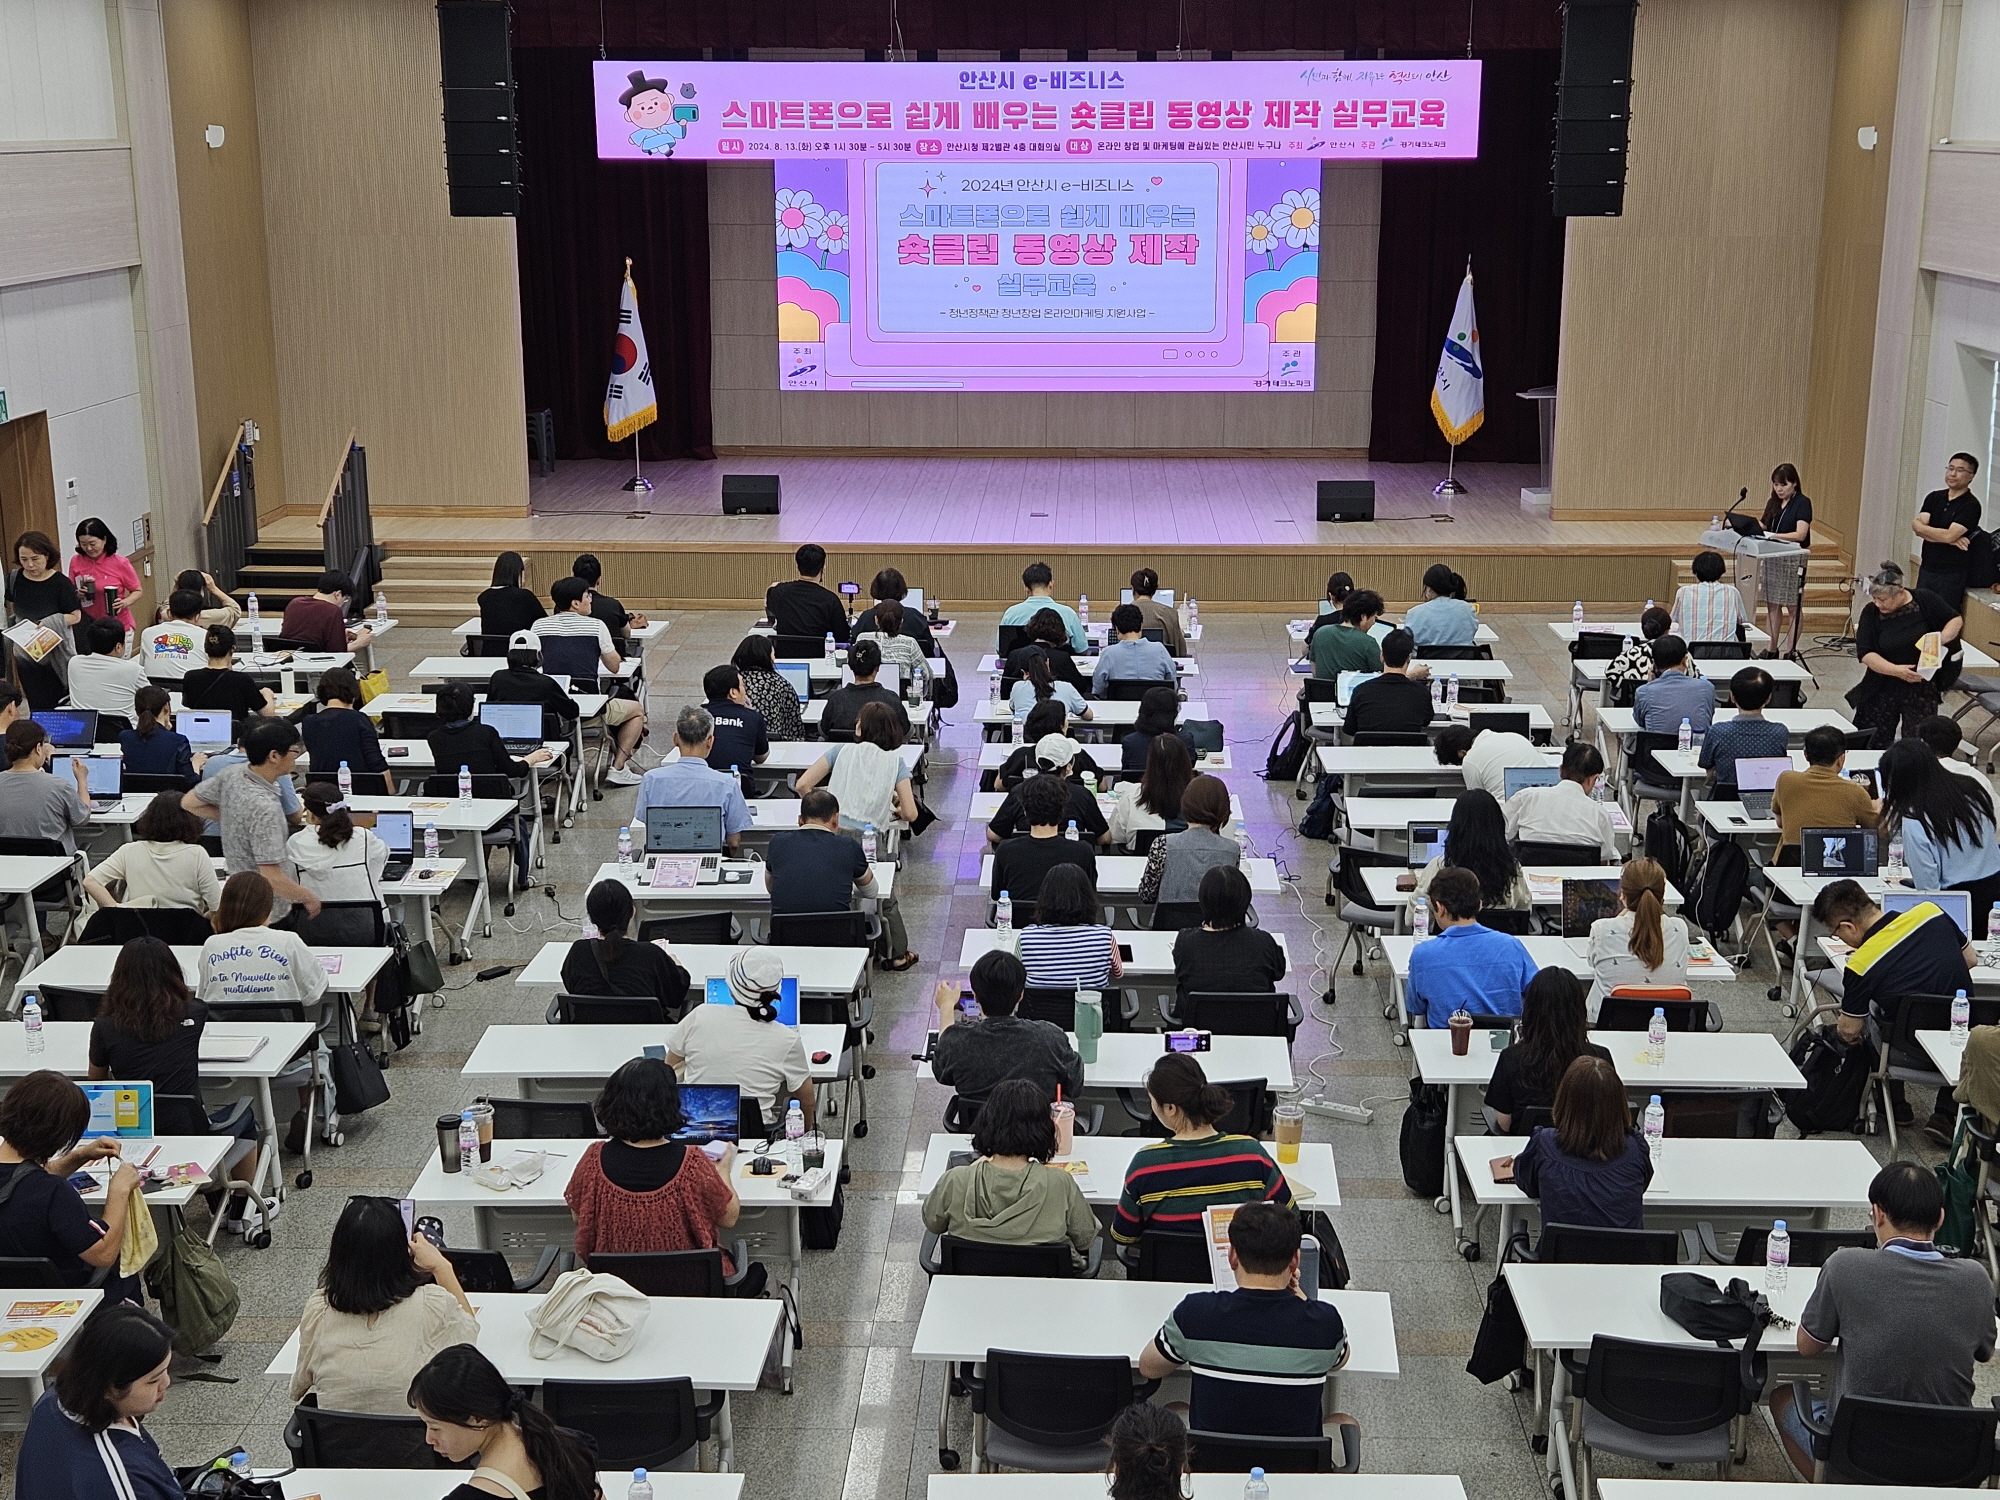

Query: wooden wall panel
left=1552, top=0, right=1842, bottom=520
left=1920, top=149, right=2000, bottom=286
left=247, top=0, right=527, bottom=517
left=0, top=147, right=141, bottom=289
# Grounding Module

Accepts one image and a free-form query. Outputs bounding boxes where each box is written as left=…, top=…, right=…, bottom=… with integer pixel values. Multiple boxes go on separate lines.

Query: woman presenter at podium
left=1756, top=463, right=1813, bottom=659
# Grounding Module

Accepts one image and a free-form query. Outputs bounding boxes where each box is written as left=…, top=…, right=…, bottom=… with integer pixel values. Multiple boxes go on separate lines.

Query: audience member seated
left=768, top=789, right=877, bottom=917
left=732, top=632, right=804, bottom=742
left=1771, top=724, right=1878, bottom=853
left=571, top=552, right=646, bottom=652
left=409, top=1344, right=603, bottom=1500
left=989, top=700, right=1100, bottom=792
left=565, top=1057, right=763, bottom=1293
left=301, top=667, right=392, bottom=795
left=1815, top=877, right=1975, bottom=1144
left=20, top=1304, right=186, bottom=1497
left=1772, top=1161, right=1997, bottom=1480
left=989, top=770, right=1098, bottom=910
left=478, top=550, right=545, bottom=641
left=1406, top=868, right=1538, bottom=1026
left=1602, top=606, right=1674, bottom=706
left=1009, top=647, right=1091, bottom=720
left=852, top=599, right=932, bottom=696
left=1309, top=588, right=1385, bottom=679
left=1093, top=604, right=1177, bottom=696
left=1917, top=713, right=1996, bottom=796
left=1503, top=741, right=1617, bottom=860
left=1304, top=572, right=1354, bottom=645
left=1128, top=568, right=1188, bottom=656
left=1107, top=732, right=1193, bottom=847
left=1105, top=1403, right=1191, bottom=1500
left=532, top=576, right=647, bottom=784
left=699, top=664, right=770, bottom=782
left=931, top=950, right=1084, bottom=1103
left=1405, top=563, right=1478, bottom=648
left=66, top=617, right=149, bottom=724
left=138, top=589, right=205, bottom=680
left=1138, top=775, right=1238, bottom=907
left=562, top=880, right=692, bottom=1017
left=922, top=1077, right=1097, bottom=1267
left=1881, top=737, right=2000, bottom=935
left=1173, top=866, right=1285, bottom=1002
left=1433, top=722, right=1548, bottom=804
left=665, top=948, right=815, bottom=1130
left=289, top=1194, right=478, bottom=1416
left=118, top=686, right=200, bottom=784
left=1110, top=1053, right=1293, bottom=1245
left=0, top=1072, right=142, bottom=1301
left=280, top=571, right=372, bottom=655
left=1000, top=560, right=1087, bottom=652
left=765, top=542, right=850, bottom=644
left=1004, top=608, right=1089, bottom=696
left=428, top=681, right=548, bottom=887
left=1585, top=857, right=1690, bottom=1009
left=1700, top=666, right=1787, bottom=793
left=635, top=706, right=750, bottom=854
left=1496, top=1056, right=1652, bottom=1231
left=1341, top=627, right=1433, bottom=738
left=1122, top=685, right=1197, bottom=773
left=287, top=782, right=390, bottom=906
left=181, top=623, right=276, bottom=733
left=820, top=640, right=911, bottom=742
left=986, top=733, right=1108, bottom=846
left=1484, top=968, right=1609, bottom=1132
left=1413, top=789, right=1530, bottom=911
left=200, top=871, right=330, bottom=1146
left=1018, top=864, right=1123, bottom=990
left=0, top=719, right=91, bottom=854
left=1138, top=1201, right=1354, bottom=1442
left=869, top=567, right=936, bottom=655
left=1633, top=634, right=1716, bottom=734
left=84, top=790, right=219, bottom=915
left=485, top=630, right=582, bottom=731
left=174, top=567, right=242, bottom=630
left=1672, top=549, right=1748, bottom=642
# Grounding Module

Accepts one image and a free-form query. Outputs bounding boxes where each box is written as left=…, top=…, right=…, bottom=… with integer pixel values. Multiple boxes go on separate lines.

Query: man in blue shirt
left=634, top=705, right=752, bottom=853
left=700, top=664, right=769, bottom=783
left=1091, top=604, right=1177, bottom=696
left=1698, top=665, right=1788, bottom=794
left=1633, top=635, right=1716, bottom=734
left=1406, top=868, right=1539, bottom=1024
left=998, top=561, right=1088, bottom=652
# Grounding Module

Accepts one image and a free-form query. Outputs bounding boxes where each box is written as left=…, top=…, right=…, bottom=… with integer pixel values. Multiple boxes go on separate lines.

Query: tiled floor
left=0, top=606, right=1972, bottom=1498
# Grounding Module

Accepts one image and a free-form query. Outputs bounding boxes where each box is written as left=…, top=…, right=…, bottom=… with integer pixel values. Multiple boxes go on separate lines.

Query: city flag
left=604, top=261, right=657, bottom=443
left=1430, top=269, right=1484, bottom=447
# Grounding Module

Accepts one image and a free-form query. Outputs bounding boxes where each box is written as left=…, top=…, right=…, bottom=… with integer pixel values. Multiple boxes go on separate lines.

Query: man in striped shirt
left=1138, top=1202, right=1352, bottom=1438
left=1671, top=551, right=1749, bottom=643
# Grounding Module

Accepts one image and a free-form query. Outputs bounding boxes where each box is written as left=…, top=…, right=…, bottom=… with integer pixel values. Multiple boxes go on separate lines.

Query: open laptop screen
left=175, top=711, right=232, bottom=747
left=1560, top=878, right=1621, bottom=938
left=703, top=974, right=800, bottom=1028
left=1335, top=671, right=1378, bottom=709
left=776, top=663, right=811, bottom=702
left=669, top=1084, right=741, bottom=1144
left=1503, top=765, right=1559, bottom=799
left=478, top=702, right=541, bottom=742
left=1801, top=828, right=1880, bottom=878
left=1882, top=889, right=1972, bottom=940
left=645, top=805, right=724, bottom=854
left=374, top=810, right=413, bottom=854
left=53, top=756, right=121, bottom=798
left=31, top=709, right=95, bottom=748
left=1734, top=757, right=1789, bottom=794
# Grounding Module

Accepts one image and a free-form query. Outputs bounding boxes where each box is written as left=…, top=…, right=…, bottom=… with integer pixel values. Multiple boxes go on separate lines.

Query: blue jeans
left=1777, top=1394, right=1826, bottom=1457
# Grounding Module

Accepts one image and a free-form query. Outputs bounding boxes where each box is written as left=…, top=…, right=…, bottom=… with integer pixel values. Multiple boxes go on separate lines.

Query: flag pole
left=622, top=432, right=651, bottom=493
left=1431, top=255, right=1473, bottom=514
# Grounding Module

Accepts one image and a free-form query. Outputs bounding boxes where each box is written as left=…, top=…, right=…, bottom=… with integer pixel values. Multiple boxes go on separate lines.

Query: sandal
left=882, top=951, right=921, bottom=972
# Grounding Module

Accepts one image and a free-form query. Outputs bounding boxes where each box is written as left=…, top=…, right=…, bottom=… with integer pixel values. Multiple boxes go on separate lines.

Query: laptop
left=1469, top=709, right=1531, bottom=740
left=905, top=588, right=925, bottom=615
left=53, top=755, right=122, bottom=812
left=374, top=810, right=414, bottom=880
left=1503, top=765, right=1560, bottom=799
left=1732, top=755, right=1789, bottom=818
left=1801, top=827, right=1880, bottom=878
left=1407, top=823, right=1448, bottom=869
left=479, top=701, right=543, bottom=756
left=776, top=663, right=811, bottom=703
left=175, top=711, right=233, bottom=752
left=1883, top=888, right=1973, bottom=940
left=79, top=1081, right=153, bottom=1139
left=703, top=973, right=800, bottom=1027
left=31, top=708, right=96, bottom=749
left=1560, top=878, right=1622, bottom=938
left=644, top=804, right=724, bottom=882
left=1119, top=587, right=1174, bottom=607
left=668, top=1083, right=741, bottom=1145
left=1335, top=670, right=1379, bottom=709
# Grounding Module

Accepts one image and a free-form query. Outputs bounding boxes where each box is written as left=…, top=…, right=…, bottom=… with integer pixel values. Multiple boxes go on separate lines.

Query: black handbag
left=1660, top=1271, right=1768, bottom=1344
left=1466, top=1268, right=1529, bottom=1384
left=1398, top=1077, right=1447, bottom=1199
left=328, top=995, right=391, bottom=1115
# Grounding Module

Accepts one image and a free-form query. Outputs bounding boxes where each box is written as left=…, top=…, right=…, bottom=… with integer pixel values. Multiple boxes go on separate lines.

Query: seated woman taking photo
left=921, top=1077, right=1097, bottom=1267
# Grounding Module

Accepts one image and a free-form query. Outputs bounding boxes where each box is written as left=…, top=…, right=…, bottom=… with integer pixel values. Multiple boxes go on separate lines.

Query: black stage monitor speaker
left=438, top=1, right=517, bottom=217
left=1317, top=480, right=1376, bottom=523
left=723, top=475, right=782, bottom=515
left=1552, top=0, right=1635, bottom=218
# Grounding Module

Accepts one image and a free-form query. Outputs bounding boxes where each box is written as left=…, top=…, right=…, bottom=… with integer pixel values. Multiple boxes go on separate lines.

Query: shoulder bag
left=525, top=1268, right=651, bottom=1361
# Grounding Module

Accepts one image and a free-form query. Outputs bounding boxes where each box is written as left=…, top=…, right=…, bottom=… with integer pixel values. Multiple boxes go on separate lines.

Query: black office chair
left=1191, top=1429, right=1353, bottom=1474
left=920, top=1236, right=1085, bottom=1279
left=1101, top=680, right=1156, bottom=702
left=1350, top=731, right=1429, bottom=747
left=284, top=1398, right=439, bottom=1468
left=1173, top=991, right=1301, bottom=1042
left=78, top=905, right=214, bottom=947
left=1696, top=1224, right=1873, bottom=1269
left=1790, top=1389, right=2000, bottom=1486
left=121, top=771, right=195, bottom=794
left=1629, top=731, right=1684, bottom=800
left=1514, top=841, right=1605, bottom=866
left=1149, top=902, right=1203, bottom=930
left=34, top=985, right=103, bottom=1022
left=1477, top=909, right=1534, bottom=936
left=0, top=1257, right=108, bottom=1289
left=1520, top=1222, right=1681, bottom=1265
left=1688, top=640, right=1752, bottom=661
left=587, top=1247, right=751, bottom=1297
left=292, top=899, right=387, bottom=949
left=547, top=992, right=668, bottom=1025
left=262, top=636, right=317, bottom=654
left=640, top=913, right=734, bottom=945
left=1131, top=1231, right=1212, bottom=1283
left=541, top=1378, right=714, bottom=1474
left=1562, top=1335, right=1764, bottom=1490
left=91, top=714, right=133, bottom=743
left=1020, top=986, right=1079, bottom=1029
left=1596, top=992, right=1713, bottom=1032
left=940, top=1092, right=986, bottom=1134
left=770, top=910, right=871, bottom=947
left=1417, top=644, right=1493, bottom=661
left=1122, top=1077, right=1268, bottom=1139
left=965, top=1350, right=1154, bottom=1474
left=996, top=625, right=1027, bottom=657
left=487, top=1097, right=602, bottom=1139
left=775, top=633, right=831, bottom=659
left=443, top=1244, right=564, bottom=1293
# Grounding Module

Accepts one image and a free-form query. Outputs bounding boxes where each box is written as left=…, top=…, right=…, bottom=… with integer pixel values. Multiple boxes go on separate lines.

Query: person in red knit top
left=564, top=1057, right=767, bottom=1297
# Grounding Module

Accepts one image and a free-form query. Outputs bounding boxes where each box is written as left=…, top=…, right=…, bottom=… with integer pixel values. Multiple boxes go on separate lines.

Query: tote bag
left=525, top=1268, right=651, bottom=1362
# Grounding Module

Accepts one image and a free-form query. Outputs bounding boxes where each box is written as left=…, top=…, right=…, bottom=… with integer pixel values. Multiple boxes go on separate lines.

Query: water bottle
left=246, top=592, right=259, bottom=625
left=989, top=673, right=1002, bottom=704
left=1244, top=1468, right=1270, bottom=1500
left=337, top=760, right=352, bottom=798
left=1984, top=907, right=2000, bottom=969
left=1643, top=1094, right=1665, bottom=1161
left=1646, top=599, right=1655, bottom=612
left=785, top=1101, right=805, bottom=1161
left=1446, top=673, right=1459, bottom=707
left=1065, top=819, right=1078, bottom=842
left=862, top=822, right=878, bottom=862
left=1430, top=675, right=1443, bottom=712
left=1411, top=896, right=1430, bottom=941
left=581, top=921, right=600, bottom=941
left=1711, top=514, right=1721, bottom=532
left=1677, top=717, right=1692, bottom=755
left=824, top=630, right=836, bottom=659
left=617, top=826, right=633, bottom=865
left=458, top=765, right=473, bottom=802
left=1187, top=597, right=1199, bottom=631
left=248, top=592, right=263, bottom=651
left=229, top=1452, right=253, bottom=1482
left=374, top=589, right=388, bottom=623
left=1078, top=594, right=1089, bottom=627
left=1888, top=835, right=1904, bottom=872
left=1953, top=988, right=1971, bottom=1044
left=997, top=891, right=1013, bottom=934
left=424, top=820, right=439, bottom=860
left=1572, top=600, right=1585, bottom=627
left=1766, top=1220, right=1790, bottom=1294
left=1013, top=710, right=1025, bottom=743
left=1648, top=1007, right=1667, bottom=1066
left=22, top=995, right=42, bottom=1057
left=458, top=1108, right=480, bottom=1173
left=627, top=1470, right=654, bottom=1500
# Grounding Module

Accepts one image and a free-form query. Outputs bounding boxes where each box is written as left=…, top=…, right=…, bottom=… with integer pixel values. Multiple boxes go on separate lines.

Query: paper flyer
left=6, top=1300, right=80, bottom=1320
left=651, top=856, right=700, bottom=890
left=1200, top=1203, right=1238, bottom=1288
left=3, top=620, right=62, bottom=662
left=1917, top=631, right=1942, bottom=680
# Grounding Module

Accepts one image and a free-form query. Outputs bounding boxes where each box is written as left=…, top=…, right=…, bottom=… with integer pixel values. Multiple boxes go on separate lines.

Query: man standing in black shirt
left=701, top=664, right=769, bottom=782
left=1913, top=453, right=1984, bottom=603
left=765, top=543, right=850, bottom=644
left=819, top=640, right=909, bottom=741
left=1341, top=627, right=1434, bottom=740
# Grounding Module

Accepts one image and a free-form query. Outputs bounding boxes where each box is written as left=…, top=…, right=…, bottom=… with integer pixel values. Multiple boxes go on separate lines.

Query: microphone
left=1723, top=486, right=1748, bottom=518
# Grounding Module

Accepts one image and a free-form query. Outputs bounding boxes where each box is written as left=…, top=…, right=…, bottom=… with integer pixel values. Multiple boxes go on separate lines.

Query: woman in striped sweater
left=1017, top=863, right=1123, bottom=991
left=1111, top=1052, right=1292, bottom=1247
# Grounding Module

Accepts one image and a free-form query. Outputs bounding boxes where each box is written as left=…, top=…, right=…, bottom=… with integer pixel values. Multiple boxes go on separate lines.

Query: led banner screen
left=594, top=60, right=1481, bottom=393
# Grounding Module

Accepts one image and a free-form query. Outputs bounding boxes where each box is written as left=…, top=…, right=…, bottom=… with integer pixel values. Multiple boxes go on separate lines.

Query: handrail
left=317, top=428, right=358, bottom=528
left=202, top=420, right=250, bottom=526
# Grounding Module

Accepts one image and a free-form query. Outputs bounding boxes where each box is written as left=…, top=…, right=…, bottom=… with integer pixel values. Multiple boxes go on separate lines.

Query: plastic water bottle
left=1245, top=1468, right=1270, bottom=1500
left=1572, top=600, right=1585, bottom=627
left=1953, top=988, right=1971, bottom=1044
left=627, top=1470, right=654, bottom=1500
left=862, top=822, right=878, bottom=862
left=458, top=765, right=473, bottom=802
left=424, top=820, right=439, bottom=860
left=247, top=593, right=263, bottom=651
left=1187, top=597, right=1199, bottom=631
left=1766, top=1220, right=1790, bottom=1294
left=246, top=592, right=259, bottom=626
left=581, top=921, right=599, bottom=941
left=1888, top=835, right=1904, bottom=872
left=1648, top=1007, right=1668, bottom=1066
left=1013, top=710, right=1025, bottom=742
left=1411, top=896, right=1430, bottom=942
left=374, top=589, right=388, bottom=624
left=458, top=1109, right=480, bottom=1173
left=1643, top=1094, right=1665, bottom=1161
left=1430, top=675, right=1443, bottom=712
left=1646, top=599, right=1655, bottom=613
left=1078, top=594, right=1089, bottom=627
left=1677, top=717, right=1693, bottom=754
left=228, top=1452, right=253, bottom=1482
left=337, top=760, right=352, bottom=798
left=997, top=891, right=1013, bottom=935
left=989, top=673, right=1002, bottom=704
left=1984, top=907, right=2000, bottom=969
left=1711, top=514, right=1721, bottom=532
left=1446, top=673, right=1460, bottom=707
left=617, top=826, right=632, bottom=865
left=22, top=995, right=42, bottom=1057
left=824, top=630, right=836, bottom=659
left=785, top=1102, right=806, bottom=1165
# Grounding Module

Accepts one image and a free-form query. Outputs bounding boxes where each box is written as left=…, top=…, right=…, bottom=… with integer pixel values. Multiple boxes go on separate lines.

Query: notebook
left=175, top=711, right=233, bottom=751
left=197, top=1034, right=267, bottom=1064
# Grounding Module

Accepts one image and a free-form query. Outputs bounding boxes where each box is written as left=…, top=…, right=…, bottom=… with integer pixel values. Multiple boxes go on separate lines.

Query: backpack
left=144, top=1216, right=240, bottom=1354
left=1644, top=804, right=1693, bottom=892
left=1263, top=711, right=1310, bottom=782
left=1692, top=836, right=1751, bottom=942
left=1968, top=528, right=1999, bottom=591
left=1297, top=773, right=1339, bottom=842
left=1398, top=1078, right=1447, bottom=1200
left=1783, top=1023, right=1877, bottom=1135
left=931, top=654, right=960, bottom=711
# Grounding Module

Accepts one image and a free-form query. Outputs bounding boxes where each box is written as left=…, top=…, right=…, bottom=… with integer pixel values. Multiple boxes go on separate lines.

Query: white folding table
left=0, top=1287, right=101, bottom=1429
left=913, top=1132, right=1339, bottom=1207
left=916, top=1029, right=1294, bottom=1092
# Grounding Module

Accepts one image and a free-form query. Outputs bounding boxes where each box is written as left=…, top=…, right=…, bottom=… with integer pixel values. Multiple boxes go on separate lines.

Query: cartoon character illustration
left=621, top=70, right=693, bottom=156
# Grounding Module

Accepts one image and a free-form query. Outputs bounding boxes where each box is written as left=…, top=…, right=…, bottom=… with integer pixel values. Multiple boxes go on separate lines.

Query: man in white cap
left=664, top=947, right=816, bottom=1130
left=635, top=706, right=751, bottom=852
left=985, top=732, right=1109, bottom=846
left=484, top=629, right=583, bottom=728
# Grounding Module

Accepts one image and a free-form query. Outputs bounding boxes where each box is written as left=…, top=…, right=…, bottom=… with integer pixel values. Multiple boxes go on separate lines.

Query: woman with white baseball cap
left=664, top=948, right=817, bottom=1131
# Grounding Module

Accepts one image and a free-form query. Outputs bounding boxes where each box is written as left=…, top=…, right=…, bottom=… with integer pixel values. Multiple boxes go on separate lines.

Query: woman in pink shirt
left=69, top=519, right=142, bottom=635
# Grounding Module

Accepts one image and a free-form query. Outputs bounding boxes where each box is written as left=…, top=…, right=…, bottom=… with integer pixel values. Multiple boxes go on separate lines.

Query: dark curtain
left=1367, top=50, right=1564, bottom=465
left=513, top=47, right=714, bottom=461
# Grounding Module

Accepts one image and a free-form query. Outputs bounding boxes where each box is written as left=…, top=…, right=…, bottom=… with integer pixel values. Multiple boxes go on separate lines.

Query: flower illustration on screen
left=775, top=189, right=826, bottom=250
left=1276, top=188, right=1321, bottom=249
left=1245, top=210, right=1282, bottom=266
left=814, top=210, right=851, bottom=267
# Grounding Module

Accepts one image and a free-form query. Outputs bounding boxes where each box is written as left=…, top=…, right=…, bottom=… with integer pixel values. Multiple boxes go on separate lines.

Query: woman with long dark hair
left=1107, top=730, right=1193, bottom=846
left=478, top=551, right=545, bottom=643
left=19, top=1302, right=179, bottom=1498
left=561, top=879, right=691, bottom=1017
left=410, top=1344, right=603, bottom=1500
left=1881, top=738, right=2000, bottom=936
left=1500, top=1055, right=1652, bottom=1230
left=1413, top=789, right=1528, bottom=909
left=1849, top=562, right=1964, bottom=747
left=1757, top=462, right=1813, bottom=657
left=1008, top=645, right=1090, bottom=718
left=1484, top=968, right=1610, bottom=1132
left=1109, top=1052, right=1292, bottom=1244
left=1105, top=1400, right=1191, bottom=1500
left=731, top=632, right=804, bottom=741
left=119, top=685, right=200, bottom=782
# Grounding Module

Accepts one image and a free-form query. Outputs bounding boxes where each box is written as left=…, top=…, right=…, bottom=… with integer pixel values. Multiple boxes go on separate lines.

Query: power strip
left=1301, top=1099, right=1373, bottom=1124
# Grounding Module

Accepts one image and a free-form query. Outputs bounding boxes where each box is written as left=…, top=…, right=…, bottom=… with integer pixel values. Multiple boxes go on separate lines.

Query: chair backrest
left=1886, top=993, right=2000, bottom=1056
left=1581, top=1334, right=1761, bottom=1434
left=1298, top=678, right=1341, bottom=704
left=1822, top=1394, right=2000, bottom=1487
left=1730, top=1225, right=1875, bottom=1268
left=0, top=836, right=66, bottom=860
left=1596, top=994, right=1711, bottom=1033
left=1103, top=679, right=1154, bottom=702
left=1020, top=986, right=1078, bottom=1030
left=1416, top=643, right=1492, bottom=660
left=553, top=991, right=667, bottom=1026
left=536, top=634, right=605, bottom=685
left=0, top=1257, right=73, bottom=1288
left=291, top=899, right=385, bottom=949
left=92, top=714, right=134, bottom=743
left=151, top=1093, right=213, bottom=1137
left=770, top=910, right=871, bottom=948
left=996, top=625, right=1027, bottom=657
left=287, top=1400, right=438, bottom=1468
left=126, top=905, right=218, bottom=945
left=1570, top=632, right=1625, bottom=661
left=1134, top=1231, right=1214, bottom=1283
left=441, top=1246, right=520, bottom=1294
left=539, top=1377, right=702, bottom=1473
left=587, top=1249, right=724, bottom=1297
left=638, top=913, right=733, bottom=945
left=1189, top=1429, right=1334, bottom=1473
left=983, top=1349, right=1140, bottom=1449
left=487, top=1097, right=601, bottom=1139
left=1514, top=840, right=1604, bottom=866
left=1687, top=640, right=1751, bottom=660
left=1351, top=731, right=1430, bottom=747
left=464, top=633, right=512, bottom=658
left=264, top=636, right=316, bottom=654
left=1536, top=1222, right=1680, bottom=1265
left=1631, top=731, right=1682, bottom=787
left=940, top=1094, right=985, bottom=1134
left=1182, top=992, right=1293, bottom=1039
left=738, top=1095, right=772, bottom=1142
left=937, top=1236, right=1076, bottom=1278
left=35, top=985, right=102, bottom=1022
left=1477, top=909, right=1534, bottom=936
left=122, top=771, right=193, bottom=795
left=1149, top=901, right=1204, bottom=931
left=1211, top=1078, right=1270, bottom=1137
left=775, top=632, right=829, bottom=659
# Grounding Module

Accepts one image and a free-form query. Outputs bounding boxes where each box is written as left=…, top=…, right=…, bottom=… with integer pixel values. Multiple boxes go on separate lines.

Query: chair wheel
left=551, top=831, right=561, bottom=843
left=862, top=1065, right=876, bottom=1079
left=1461, top=1241, right=1481, bottom=1261
left=1393, top=1032, right=1408, bottom=1048
left=1352, top=959, right=1364, bottom=976
left=1532, top=1435, right=1549, bottom=1454
left=939, top=1451, right=960, bottom=1470
left=296, top=1170, right=314, bottom=1189
left=504, top=903, right=515, bottom=917
left=1766, top=986, right=1782, bottom=1004
left=853, top=1121, right=868, bottom=1137
left=330, top=1132, right=345, bottom=1147
left=1433, top=1197, right=1450, bottom=1214
left=251, top=1230, right=272, bottom=1250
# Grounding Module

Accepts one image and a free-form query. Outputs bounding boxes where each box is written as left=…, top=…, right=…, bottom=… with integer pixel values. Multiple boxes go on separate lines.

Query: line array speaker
left=1552, top=0, right=1635, bottom=217
left=438, top=0, right=517, bottom=217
